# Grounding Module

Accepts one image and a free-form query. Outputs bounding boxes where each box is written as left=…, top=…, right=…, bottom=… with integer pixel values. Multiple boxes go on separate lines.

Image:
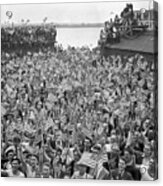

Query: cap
left=91, top=144, right=102, bottom=153
left=5, top=146, right=15, bottom=156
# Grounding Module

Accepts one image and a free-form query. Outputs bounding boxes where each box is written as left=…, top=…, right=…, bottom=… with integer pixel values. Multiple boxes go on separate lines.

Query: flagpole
left=148, top=0, right=153, bottom=29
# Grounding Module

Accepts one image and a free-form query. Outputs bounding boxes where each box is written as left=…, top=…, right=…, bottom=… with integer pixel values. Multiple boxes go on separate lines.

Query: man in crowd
left=1, top=21, right=157, bottom=180
left=2, top=158, right=25, bottom=177
left=111, top=158, right=133, bottom=180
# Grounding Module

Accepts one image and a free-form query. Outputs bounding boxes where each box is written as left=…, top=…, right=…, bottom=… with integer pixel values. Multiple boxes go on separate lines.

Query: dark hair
left=56, top=148, right=62, bottom=154
left=1, top=172, right=9, bottom=177
left=30, top=154, right=39, bottom=162
left=43, top=162, right=50, bottom=168
left=124, top=147, right=133, bottom=155
left=102, top=162, right=110, bottom=172
left=35, top=100, right=43, bottom=109
left=118, top=156, right=126, bottom=164
left=6, top=149, right=14, bottom=157
left=26, top=153, right=32, bottom=159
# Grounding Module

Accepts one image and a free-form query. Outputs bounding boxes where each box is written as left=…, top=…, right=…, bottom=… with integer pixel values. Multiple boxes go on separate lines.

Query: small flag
left=44, top=117, right=54, bottom=131
left=77, top=152, right=97, bottom=169
left=6, top=11, right=13, bottom=19
left=1, top=106, right=7, bottom=116
left=47, top=93, right=57, bottom=102
left=82, top=127, right=92, bottom=140
left=96, top=166, right=109, bottom=179
left=35, top=127, right=43, bottom=147
left=43, top=17, right=48, bottom=23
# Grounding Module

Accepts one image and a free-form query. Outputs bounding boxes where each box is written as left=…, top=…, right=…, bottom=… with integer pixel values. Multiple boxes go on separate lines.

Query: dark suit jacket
left=111, top=169, right=133, bottom=180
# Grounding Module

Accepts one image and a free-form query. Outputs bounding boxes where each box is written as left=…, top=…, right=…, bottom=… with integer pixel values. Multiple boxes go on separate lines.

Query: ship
left=99, top=3, right=158, bottom=60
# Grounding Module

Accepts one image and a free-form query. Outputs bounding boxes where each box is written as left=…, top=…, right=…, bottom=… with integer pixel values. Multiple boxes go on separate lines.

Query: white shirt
left=141, top=170, right=154, bottom=181
left=7, top=170, right=25, bottom=178
left=72, top=171, right=93, bottom=179
left=140, top=165, right=154, bottom=181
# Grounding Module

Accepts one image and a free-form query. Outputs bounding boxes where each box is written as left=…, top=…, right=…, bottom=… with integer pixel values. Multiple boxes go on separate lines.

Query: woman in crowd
left=1, top=23, right=157, bottom=180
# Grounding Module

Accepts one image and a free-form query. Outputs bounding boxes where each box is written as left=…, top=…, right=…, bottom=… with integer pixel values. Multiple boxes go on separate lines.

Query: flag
left=77, top=152, right=97, bottom=169
left=110, top=11, right=114, bottom=15
left=82, top=127, right=92, bottom=140
left=35, top=126, right=43, bottom=148
left=45, top=102, right=53, bottom=110
left=97, top=152, right=108, bottom=167
left=24, top=122, right=34, bottom=134
left=44, top=117, right=54, bottom=131
left=97, top=124, right=104, bottom=137
left=1, top=106, right=6, bottom=116
left=6, top=11, right=13, bottom=19
left=47, top=92, right=57, bottom=102
left=96, top=166, right=109, bottom=179
left=43, top=17, right=48, bottom=23
left=29, top=110, right=35, bottom=120
left=92, top=151, right=108, bottom=179
left=72, top=127, right=78, bottom=145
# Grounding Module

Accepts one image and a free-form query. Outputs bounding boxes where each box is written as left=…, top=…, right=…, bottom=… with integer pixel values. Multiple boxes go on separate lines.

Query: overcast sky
left=1, top=0, right=152, bottom=24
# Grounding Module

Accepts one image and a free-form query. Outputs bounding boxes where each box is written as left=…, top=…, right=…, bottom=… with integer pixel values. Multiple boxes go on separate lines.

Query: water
left=56, top=27, right=102, bottom=49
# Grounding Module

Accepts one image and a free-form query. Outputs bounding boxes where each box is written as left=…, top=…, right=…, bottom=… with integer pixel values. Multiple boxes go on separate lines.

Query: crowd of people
left=1, top=40, right=157, bottom=180
left=1, top=23, right=57, bottom=53
left=98, top=3, right=146, bottom=46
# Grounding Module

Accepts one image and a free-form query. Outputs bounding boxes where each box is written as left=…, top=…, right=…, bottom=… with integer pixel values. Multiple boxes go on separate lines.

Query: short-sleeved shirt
left=7, top=170, right=25, bottom=178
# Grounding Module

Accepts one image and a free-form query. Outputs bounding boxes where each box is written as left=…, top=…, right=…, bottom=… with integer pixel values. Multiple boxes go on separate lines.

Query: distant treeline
left=55, top=23, right=104, bottom=28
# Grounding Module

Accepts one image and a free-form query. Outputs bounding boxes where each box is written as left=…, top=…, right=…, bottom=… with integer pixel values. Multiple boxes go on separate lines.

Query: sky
left=1, top=0, right=153, bottom=24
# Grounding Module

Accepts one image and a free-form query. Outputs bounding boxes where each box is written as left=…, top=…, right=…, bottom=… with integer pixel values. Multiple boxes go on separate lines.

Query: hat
left=22, top=150, right=30, bottom=155
left=128, top=56, right=134, bottom=63
left=84, top=138, right=91, bottom=143
left=111, top=144, right=120, bottom=152
left=91, top=144, right=102, bottom=153
left=103, top=123, right=108, bottom=127
left=24, top=131, right=35, bottom=139
left=77, top=123, right=82, bottom=128
left=25, top=152, right=34, bottom=159
left=30, top=154, right=39, bottom=162
left=5, top=146, right=15, bottom=156
left=97, top=110, right=102, bottom=115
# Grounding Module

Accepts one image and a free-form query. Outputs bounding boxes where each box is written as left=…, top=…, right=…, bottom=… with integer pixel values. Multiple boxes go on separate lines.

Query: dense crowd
left=1, top=39, right=157, bottom=180
left=98, top=3, right=147, bottom=46
left=1, top=24, right=57, bottom=52
left=98, top=4, right=134, bottom=46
